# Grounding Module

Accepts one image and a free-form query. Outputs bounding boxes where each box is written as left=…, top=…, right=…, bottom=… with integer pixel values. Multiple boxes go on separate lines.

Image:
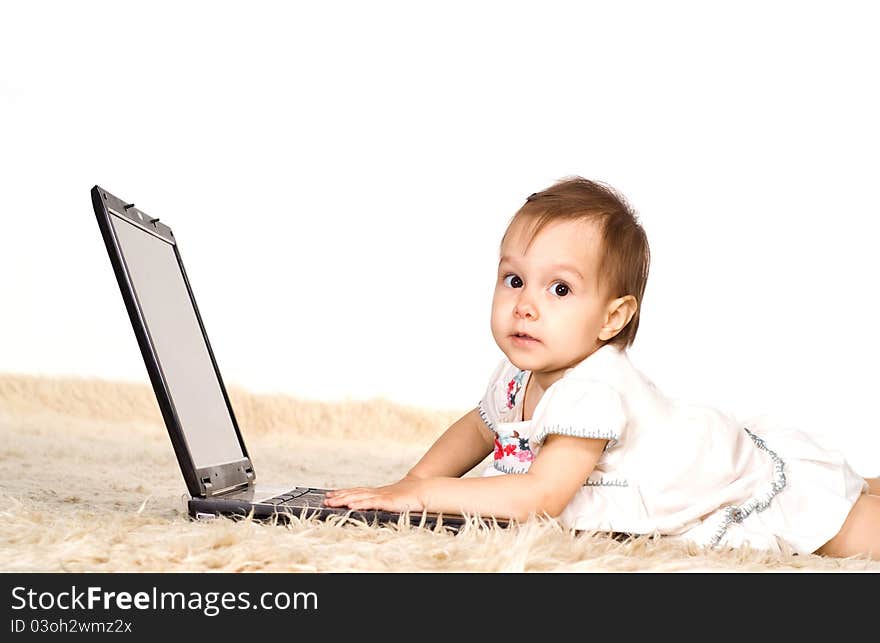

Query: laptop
left=91, top=185, right=495, bottom=532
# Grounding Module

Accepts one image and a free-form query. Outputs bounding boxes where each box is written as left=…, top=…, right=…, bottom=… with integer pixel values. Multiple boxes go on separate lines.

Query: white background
left=2, top=2, right=879, bottom=472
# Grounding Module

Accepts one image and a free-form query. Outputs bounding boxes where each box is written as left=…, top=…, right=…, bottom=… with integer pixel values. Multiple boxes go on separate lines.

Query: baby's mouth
left=512, top=332, right=540, bottom=342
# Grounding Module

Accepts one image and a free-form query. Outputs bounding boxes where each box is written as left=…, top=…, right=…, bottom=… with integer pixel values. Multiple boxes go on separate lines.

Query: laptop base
left=187, top=491, right=487, bottom=533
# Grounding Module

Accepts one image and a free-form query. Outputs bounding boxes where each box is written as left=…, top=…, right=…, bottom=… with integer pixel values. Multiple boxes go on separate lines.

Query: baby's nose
left=514, top=296, right=537, bottom=319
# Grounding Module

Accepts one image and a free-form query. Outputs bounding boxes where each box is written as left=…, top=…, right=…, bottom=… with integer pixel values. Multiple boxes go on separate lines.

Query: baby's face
left=491, top=217, right=614, bottom=378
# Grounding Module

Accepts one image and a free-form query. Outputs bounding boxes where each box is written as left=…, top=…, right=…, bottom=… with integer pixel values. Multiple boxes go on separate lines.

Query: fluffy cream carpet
left=1, top=373, right=877, bottom=573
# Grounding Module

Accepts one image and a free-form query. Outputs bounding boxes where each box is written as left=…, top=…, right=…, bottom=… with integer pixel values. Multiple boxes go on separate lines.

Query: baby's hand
left=324, top=478, right=425, bottom=513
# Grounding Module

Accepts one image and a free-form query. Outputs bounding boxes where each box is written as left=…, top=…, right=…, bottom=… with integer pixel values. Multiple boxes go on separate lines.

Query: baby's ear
left=599, top=296, right=638, bottom=340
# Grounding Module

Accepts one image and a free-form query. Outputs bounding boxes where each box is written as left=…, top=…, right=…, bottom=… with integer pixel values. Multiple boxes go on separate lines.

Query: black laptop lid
left=92, top=186, right=254, bottom=498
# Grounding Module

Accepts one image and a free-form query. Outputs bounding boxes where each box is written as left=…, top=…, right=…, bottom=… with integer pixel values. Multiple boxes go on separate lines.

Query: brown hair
left=500, top=176, right=650, bottom=349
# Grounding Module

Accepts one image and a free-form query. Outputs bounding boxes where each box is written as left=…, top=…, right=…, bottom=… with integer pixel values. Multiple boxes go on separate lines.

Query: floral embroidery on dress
left=506, top=370, right=527, bottom=409
left=493, top=430, right=534, bottom=465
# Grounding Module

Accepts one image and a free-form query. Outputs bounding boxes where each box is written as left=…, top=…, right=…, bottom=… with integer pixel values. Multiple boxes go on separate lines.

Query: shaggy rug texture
left=1, top=373, right=877, bottom=573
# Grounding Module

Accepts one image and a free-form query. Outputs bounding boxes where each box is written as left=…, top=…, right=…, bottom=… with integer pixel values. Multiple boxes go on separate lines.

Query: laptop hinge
left=202, top=479, right=251, bottom=497
left=197, top=459, right=255, bottom=498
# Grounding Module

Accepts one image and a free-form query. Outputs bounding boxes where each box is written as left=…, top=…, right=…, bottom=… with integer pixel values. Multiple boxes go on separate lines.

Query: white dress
left=477, top=344, right=867, bottom=554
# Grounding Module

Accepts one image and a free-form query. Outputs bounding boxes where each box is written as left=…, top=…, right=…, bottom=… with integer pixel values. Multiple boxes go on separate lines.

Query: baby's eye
left=503, top=274, right=523, bottom=289
left=550, top=281, right=571, bottom=297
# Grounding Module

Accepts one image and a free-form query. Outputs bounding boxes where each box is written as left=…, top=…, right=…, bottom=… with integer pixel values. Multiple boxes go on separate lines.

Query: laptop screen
left=109, top=212, right=246, bottom=469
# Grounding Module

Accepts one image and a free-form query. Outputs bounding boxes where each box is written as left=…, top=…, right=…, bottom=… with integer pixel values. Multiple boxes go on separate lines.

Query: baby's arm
left=415, top=434, right=605, bottom=520
left=403, top=408, right=495, bottom=479
left=325, top=434, right=606, bottom=522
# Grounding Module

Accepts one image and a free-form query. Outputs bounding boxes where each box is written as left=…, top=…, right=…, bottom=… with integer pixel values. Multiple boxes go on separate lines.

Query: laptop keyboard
left=261, top=487, right=328, bottom=507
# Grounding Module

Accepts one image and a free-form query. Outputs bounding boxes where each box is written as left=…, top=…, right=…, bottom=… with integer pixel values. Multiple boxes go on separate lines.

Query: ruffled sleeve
left=528, top=377, right=627, bottom=451
left=477, top=358, right=524, bottom=432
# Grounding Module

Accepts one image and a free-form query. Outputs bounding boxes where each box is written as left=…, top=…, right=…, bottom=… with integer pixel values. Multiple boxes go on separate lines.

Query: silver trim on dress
left=708, top=428, right=787, bottom=547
